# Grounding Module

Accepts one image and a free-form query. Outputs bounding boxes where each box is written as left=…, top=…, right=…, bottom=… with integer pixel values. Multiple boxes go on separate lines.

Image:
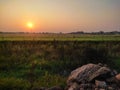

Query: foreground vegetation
left=0, top=34, right=120, bottom=89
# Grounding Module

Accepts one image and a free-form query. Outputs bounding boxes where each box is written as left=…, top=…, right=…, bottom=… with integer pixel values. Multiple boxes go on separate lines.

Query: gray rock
left=66, top=63, right=120, bottom=90
left=95, top=80, right=107, bottom=88
left=67, top=63, right=111, bottom=85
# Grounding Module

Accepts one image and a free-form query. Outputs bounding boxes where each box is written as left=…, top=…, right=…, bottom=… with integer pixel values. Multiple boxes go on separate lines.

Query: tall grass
left=0, top=41, right=120, bottom=89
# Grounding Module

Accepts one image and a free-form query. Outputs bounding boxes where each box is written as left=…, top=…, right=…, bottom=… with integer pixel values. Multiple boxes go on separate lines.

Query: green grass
left=0, top=59, right=67, bottom=89
left=0, top=77, right=30, bottom=90
left=0, top=36, right=120, bottom=89
left=0, top=33, right=120, bottom=41
left=113, top=57, right=120, bottom=71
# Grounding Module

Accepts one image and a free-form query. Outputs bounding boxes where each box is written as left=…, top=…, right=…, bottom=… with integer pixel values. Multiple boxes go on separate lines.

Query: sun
left=27, top=22, right=33, bottom=29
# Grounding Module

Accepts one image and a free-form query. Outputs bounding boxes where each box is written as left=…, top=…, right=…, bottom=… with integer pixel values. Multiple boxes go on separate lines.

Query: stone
left=67, top=63, right=111, bottom=85
left=66, top=63, right=120, bottom=90
left=108, top=86, right=113, bottom=90
left=79, top=88, right=84, bottom=90
left=106, top=77, right=116, bottom=83
left=67, top=83, right=80, bottom=90
left=115, top=74, right=120, bottom=81
left=111, top=70, right=118, bottom=76
left=95, top=80, right=107, bottom=88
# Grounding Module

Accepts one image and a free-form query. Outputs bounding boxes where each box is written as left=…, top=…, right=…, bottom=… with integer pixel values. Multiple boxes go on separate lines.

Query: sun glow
left=27, top=22, right=34, bottom=29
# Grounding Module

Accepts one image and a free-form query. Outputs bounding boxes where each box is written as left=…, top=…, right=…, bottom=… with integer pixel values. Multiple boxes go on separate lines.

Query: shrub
left=81, top=47, right=110, bottom=64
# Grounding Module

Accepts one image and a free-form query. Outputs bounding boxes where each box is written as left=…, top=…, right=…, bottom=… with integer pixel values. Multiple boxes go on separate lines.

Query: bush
left=81, top=47, right=110, bottom=64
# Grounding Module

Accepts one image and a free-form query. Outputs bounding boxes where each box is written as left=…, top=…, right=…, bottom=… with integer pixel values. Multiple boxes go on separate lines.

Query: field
left=0, top=33, right=120, bottom=90
left=1, top=33, right=120, bottom=41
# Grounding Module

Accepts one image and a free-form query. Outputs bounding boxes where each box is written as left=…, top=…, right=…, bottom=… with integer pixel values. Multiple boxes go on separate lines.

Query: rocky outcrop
left=67, top=63, right=120, bottom=90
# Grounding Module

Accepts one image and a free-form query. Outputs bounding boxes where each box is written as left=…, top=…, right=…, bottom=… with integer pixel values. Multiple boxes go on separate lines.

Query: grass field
left=0, top=33, right=120, bottom=41
left=0, top=33, right=120, bottom=90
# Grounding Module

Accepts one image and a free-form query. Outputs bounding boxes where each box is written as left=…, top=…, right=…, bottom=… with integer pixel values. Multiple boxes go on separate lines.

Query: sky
left=0, top=0, right=120, bottom=33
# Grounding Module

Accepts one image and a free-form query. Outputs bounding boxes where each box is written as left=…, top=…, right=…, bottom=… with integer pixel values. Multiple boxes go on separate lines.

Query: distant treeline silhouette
left=69, top=31, right=120, bottom=35
left=0, top=31, right=120, bottom=35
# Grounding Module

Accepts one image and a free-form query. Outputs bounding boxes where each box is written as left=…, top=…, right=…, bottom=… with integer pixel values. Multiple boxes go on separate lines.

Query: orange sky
left=0, top=0, right=120, bottom=33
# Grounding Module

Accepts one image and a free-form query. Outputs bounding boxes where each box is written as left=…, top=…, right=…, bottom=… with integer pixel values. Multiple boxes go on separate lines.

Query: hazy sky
left=0, top=0, right=120, bottom=32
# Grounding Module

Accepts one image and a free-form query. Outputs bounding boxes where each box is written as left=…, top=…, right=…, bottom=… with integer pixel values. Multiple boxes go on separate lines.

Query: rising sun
left=27, top=22, right=34, bottom=29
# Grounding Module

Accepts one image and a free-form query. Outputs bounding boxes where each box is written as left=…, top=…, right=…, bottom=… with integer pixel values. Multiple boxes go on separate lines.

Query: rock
left=115, top=74, right=120, bottom=87
left=115, top=74, right=120, bottom=81
left=67, top=63, right=111, bottom=85
left=106, top=74, right=120, bottom=88
left=106, top=77, right=114, bottom=82
left=67, top=83, right=80, bottom=90
left=108, top=86, right=113, bottom=90
left=66, top=63, right=120, bottom=90
left=95, top=80, right=107, bottom=88
left=89, top=66, right=111, bottom=81
left=111, top=70, right=118, bottom=76
left=80, top=84, right=92, bottom=88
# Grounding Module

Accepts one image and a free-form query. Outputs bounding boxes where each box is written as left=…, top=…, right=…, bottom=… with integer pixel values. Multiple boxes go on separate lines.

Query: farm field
left=0, top=33, right=120, bottom=41
left=0, top=34, right=120, bottom=90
